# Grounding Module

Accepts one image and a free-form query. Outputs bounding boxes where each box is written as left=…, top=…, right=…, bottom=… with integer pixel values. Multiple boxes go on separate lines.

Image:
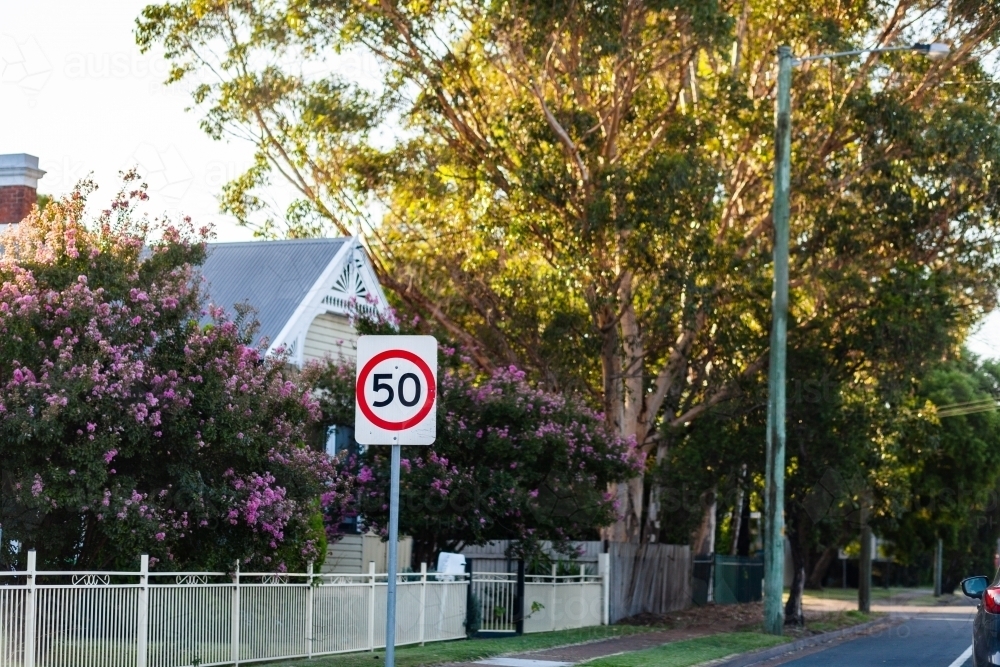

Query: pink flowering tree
left=0, top=177, right=353, bottom=571
left=304, top=315, right=640, bottom=567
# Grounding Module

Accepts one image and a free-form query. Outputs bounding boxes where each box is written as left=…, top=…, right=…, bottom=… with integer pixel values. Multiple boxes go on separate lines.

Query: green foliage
left=886, top=355, right=1000, bottom=591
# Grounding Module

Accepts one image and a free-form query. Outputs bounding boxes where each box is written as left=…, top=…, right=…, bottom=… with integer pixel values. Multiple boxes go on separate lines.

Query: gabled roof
left=198, top=238, right=349, bottom=347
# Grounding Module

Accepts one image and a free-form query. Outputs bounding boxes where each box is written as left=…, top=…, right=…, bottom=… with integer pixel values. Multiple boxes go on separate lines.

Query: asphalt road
left=772, top=613, right=975, bottom=666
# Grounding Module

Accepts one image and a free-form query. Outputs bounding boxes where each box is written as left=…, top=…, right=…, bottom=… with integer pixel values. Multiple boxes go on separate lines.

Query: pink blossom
left=0, top=181, right=358, bottom=571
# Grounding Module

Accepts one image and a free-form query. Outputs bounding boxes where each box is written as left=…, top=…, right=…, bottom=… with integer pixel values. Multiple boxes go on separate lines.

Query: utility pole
left=764, top=44, right=793, bottom=637
left=761, top=38, right=948, bottom=637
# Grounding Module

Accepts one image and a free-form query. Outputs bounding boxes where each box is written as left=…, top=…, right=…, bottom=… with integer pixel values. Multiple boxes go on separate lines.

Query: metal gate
left=466, top=560, right=524, bottom=637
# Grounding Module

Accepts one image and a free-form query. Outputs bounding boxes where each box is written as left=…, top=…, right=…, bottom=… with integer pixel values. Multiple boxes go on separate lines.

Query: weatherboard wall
left=322, top=534, right=414, bottom=573
left=304, top=312, right=358, bottom=363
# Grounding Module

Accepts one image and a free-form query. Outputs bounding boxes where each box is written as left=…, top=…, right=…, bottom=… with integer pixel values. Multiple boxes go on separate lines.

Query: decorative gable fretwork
left=268, top=239, right=389, bottom=366
left=321, top=247, right=380, bottom=317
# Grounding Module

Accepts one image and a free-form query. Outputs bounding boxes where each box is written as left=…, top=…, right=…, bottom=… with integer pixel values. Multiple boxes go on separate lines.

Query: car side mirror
left=962, top=575, right=990, bottom=599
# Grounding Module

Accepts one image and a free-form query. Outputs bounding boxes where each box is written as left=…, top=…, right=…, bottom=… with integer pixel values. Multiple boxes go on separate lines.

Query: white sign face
left=354, top=335, right=437, bottom=445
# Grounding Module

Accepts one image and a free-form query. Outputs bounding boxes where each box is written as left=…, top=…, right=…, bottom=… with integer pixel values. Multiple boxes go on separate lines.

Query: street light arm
left=796, top=44, right=913, bottom=63
left=795, top=42, right=949, bottom=65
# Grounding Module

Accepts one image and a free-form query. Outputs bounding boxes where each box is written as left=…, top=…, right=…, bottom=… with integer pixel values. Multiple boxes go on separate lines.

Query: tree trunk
left=619, top=274, right=650, bottom=543
left=643, top=441, right=672, bottom=542
left=784, top=514, right=806, bottom=626
left=598, top=305, right=623, bottom=432
left=933, top=538, right=943, bottom=597
left=736, top=492, right=751, bottom=557
left=599, top=303, right=644, bottom=543
left=730, top=465, right=747, bottom=555
left=728, top=491, right=742, bottom=556
left=691, top=488, right=717, bottom=555
left=645, top=483, right=660, bottom=543
left=806, top=545, right=837, bottom=590
left=859, top=521, right=872, bottom=613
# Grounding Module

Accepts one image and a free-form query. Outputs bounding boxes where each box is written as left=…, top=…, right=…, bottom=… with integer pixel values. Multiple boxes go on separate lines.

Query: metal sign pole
left=385, top=442, right=401, bottom=667
left=355, top=336, right=437, bottom=667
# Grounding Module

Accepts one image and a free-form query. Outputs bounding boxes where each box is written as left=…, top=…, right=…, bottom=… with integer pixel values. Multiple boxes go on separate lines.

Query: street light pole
left=763, top=44, right=793, bottom=637
left=762, top=40, right=949, bottom=636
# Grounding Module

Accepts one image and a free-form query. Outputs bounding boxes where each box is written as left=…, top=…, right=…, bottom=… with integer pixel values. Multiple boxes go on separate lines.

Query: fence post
left=515, top=559, right=525, bottom=636
left=368, top=561, right=376, bottom=651
left=137, top=555, right=149, bottom=667
left=306, top=561, right=314, bottom=658
left=418, top=563, right=427, bottom=645
left=550, top=564, right=557, bottom=632
left=231, top=560, right=240, bottom=666
left=598, top=553, right=609, bottom=626
left=24, top=550, right=36, bottom=667
left=465, top=559, right=474, bottom=637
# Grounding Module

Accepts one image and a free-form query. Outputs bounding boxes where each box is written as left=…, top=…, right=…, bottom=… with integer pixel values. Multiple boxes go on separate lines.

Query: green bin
left=713, top=555, right=763, bottom=604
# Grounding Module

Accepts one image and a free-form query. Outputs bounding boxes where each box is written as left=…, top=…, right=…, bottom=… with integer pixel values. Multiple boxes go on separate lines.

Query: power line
left=936, top=398, right=999, bottom=418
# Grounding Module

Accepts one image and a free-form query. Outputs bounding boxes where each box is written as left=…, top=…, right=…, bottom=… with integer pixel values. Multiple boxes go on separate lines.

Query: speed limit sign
left=355, top=335, right=437, bottom=667
left=354, top=335, right=437, bottom=446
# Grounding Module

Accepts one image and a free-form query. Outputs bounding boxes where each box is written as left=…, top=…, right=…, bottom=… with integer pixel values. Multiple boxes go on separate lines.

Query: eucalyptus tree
left=137, top=0, right=1000, bottom=541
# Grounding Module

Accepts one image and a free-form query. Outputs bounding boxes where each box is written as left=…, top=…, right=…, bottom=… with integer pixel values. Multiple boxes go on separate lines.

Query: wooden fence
left=608, top=543, right=691, bottom=622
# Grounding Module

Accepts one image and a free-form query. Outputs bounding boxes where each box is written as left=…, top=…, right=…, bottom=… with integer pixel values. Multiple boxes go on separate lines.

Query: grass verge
left=586, top=632, right=791, bottom=667
left=263, top=606, right=877, bottom=667
left=803, top=610, right=877, bottom=634
left=799, top=586, right=922, bottom=603
left=262, top=625, right=655, bottom=667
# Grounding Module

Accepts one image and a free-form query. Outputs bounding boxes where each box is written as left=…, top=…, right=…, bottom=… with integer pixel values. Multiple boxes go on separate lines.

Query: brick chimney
left=0, top=154, right=45, bottom=224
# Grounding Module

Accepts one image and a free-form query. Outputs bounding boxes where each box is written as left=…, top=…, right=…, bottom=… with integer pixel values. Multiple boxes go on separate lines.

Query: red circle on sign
left=356, top=349, right=437, bottom=431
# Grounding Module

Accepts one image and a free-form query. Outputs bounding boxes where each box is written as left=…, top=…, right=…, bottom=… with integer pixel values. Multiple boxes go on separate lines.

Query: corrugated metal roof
left=197, top=238, right=349, bottom=347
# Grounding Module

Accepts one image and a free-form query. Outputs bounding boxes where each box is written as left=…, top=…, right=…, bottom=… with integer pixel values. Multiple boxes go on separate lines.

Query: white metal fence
left=0, top=552, right=610, bottom=667
left=523, top=565, right=604, bottom=633
left=468, top=555, right=609, bottom=636
left=0, top=553, right=469, bottom=667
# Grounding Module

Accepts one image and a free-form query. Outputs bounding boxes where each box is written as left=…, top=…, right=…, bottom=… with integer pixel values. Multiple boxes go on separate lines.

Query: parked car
left=961, top=575, right=1000, bottom=665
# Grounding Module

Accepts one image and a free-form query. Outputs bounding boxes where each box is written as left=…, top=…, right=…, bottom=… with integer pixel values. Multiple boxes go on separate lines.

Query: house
left=200, top=238, right=413, bottom=573
left=198, top=237, right=389, bottom=365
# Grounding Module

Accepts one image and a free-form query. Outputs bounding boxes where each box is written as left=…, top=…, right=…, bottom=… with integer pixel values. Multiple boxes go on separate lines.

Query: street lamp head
left=913, top=42, right=951, bottom=60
